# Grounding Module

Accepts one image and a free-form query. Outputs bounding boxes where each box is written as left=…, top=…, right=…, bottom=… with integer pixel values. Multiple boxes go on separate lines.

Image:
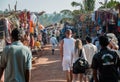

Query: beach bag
left=73, top=49, right=89, bottom=73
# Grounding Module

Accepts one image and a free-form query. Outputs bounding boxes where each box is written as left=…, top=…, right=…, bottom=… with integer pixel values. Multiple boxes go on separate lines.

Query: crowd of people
left=0, top=10, right=120, bottom=82
left=60, top=29, right=120, bottom=82
left=0, top=24, right=120, bottom=82
left=0, top=11, right=61, bottom=82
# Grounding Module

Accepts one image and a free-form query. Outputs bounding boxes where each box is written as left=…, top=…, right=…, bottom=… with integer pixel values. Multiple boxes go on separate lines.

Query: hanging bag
left=73, top=49, right=89, bottom=73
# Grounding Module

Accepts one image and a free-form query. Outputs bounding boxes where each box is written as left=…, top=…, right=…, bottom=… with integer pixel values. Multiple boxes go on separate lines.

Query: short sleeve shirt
left=92, top=48, right=120, bottom=82
left=0, top=41, right=32, bottom=82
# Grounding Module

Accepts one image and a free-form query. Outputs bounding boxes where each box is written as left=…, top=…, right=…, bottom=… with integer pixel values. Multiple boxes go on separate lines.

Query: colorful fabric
left=34, top=41, right=41, bottom=48
left=29, top=20, right=34, bottom=33
left=118, top=20, right=120, bottom=26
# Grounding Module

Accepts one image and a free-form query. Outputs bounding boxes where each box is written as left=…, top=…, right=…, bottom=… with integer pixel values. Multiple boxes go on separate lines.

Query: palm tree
left=83, top=0, right=95, bottom=12
left=60, top=9, right=73, bottom=24
left=71, top=0, right=96, bottom=13
left=99, top=0, right=120, bottom=9
left=71, top=1, right=84, bottom=13
left=60, top=9, right=73, bottom=16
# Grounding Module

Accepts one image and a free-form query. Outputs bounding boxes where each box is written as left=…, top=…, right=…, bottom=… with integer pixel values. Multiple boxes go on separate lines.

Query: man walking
left=92, top=35, right=120, bottom=82
left=84, top=36, right=97, bottom=66
left=0, top=28, right=32, bottom=82
left=83, top=36, right=97, bottom=81
left=60, top=29, right=75, bottom=82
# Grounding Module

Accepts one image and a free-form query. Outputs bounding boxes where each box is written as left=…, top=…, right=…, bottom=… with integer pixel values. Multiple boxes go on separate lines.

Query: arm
left=25, top=70, right=31, bottom=82
left=60, top=40, right=63, bottom=61
left=93, top=69, right=98, bottom=82
left=25, top=51, right=32, bottom=82
left=82, top=48, right=87, bottom=61
left=0, top=67, right=4, bottom=80
left=91, top=54, right=99, bottom=82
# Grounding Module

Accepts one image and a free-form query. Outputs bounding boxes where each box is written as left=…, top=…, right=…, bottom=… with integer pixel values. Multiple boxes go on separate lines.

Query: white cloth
left=30, top=13, right=37, bottom=24
left=91, top=12, right=95, bottom=22
left=63, top=38, right=75, bottom=57
left=62, top=38, right=75, bottom=71
left=83, top=43, right=97, bottom=65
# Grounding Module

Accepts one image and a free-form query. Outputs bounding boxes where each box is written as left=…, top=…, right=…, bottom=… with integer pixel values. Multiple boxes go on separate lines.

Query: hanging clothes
left=91, top=12, right=95, bottom=22
left=118, top=14, right=120, bottom=27
left=30, top=13, right=37, bottom=25
left=29, top=20, right=34, bottom=34
left=27, top=11, right=31, bottom=21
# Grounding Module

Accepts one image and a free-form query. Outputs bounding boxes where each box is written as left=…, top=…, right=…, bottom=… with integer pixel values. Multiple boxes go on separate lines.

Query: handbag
left=73, top=49, right=89, bottom=73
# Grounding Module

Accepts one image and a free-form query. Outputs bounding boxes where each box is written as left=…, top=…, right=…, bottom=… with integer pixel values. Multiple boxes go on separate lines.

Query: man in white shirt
left=83, top=36, right=97, bottom=81
left=60, top=29, right=75, bottom=82
left=84, top=36, right=97, bottom=66
left=50, top=35, right=58, bottom=55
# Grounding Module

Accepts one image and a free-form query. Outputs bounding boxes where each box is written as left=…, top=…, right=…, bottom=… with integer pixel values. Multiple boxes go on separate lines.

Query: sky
left=0, top=0, right=119, bottom=13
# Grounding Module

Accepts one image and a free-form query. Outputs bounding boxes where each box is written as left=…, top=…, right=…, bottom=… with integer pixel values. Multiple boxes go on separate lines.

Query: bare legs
left=73, top=74, right=87, bottom=82
left=66, top=70, right=73, bottom=82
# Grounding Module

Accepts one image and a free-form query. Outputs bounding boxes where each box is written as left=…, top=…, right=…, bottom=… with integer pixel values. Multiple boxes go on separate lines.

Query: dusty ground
left=31, top=45, right=66, bottom=82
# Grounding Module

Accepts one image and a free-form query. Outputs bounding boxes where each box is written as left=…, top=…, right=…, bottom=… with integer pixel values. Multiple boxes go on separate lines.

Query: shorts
left=62, top=57, right=72, bottom=71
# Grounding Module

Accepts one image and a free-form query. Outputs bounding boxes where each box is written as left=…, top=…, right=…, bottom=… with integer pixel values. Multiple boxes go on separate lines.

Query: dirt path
left=31, top=45, right=66, bottom=82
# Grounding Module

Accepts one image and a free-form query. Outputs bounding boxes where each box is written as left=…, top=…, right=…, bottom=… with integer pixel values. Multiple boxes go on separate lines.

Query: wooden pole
left=14, top=1, right=17, bottom=11
left=8, top=4, right=11, bottom=11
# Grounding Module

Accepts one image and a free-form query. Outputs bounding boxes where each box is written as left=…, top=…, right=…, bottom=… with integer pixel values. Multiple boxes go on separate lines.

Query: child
left=50, top=35, right=58, bottom=55
left=34, top=39, right=41, bottom=50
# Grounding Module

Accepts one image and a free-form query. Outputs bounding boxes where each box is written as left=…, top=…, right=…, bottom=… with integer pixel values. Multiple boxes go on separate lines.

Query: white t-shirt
left=83, top=43, right=97, bottom=65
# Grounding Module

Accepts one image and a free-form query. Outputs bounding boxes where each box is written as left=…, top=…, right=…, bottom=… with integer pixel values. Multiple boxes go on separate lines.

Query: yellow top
left=34, top=41, right=41, bottom=48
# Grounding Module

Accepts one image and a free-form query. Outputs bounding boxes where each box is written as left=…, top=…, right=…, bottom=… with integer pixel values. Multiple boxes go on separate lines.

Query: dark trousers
left=52, top=49, right=55, bottom=55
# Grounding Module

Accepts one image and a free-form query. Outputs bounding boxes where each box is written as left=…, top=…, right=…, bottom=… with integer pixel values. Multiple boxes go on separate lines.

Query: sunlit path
left=31, top=44, right=66, bottom=82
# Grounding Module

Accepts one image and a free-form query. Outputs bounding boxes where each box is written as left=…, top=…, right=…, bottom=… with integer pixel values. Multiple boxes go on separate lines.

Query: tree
left=60, top=9, right=73, bottom=16
left=71, top=0, right=96, bottom=13
left=60, top=9, right=74, bottom=24
left=71, top=1, right=84, bottom=13
left=99, top=0, right=120, bottom=9
left=83, top=0, right=95, bottom=12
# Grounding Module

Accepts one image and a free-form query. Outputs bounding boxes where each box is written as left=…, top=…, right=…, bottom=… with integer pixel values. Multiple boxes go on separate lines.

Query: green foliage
left=83, top=0, right=95, bottom=12
left=60, top=0, right=96, bottom=24
left=71, top=0, right=95, bottom=13
left=71, top=1, right=84, bottom=13
left=71, top=1, right=81, bottom=7
left=60, top=10, right=73, bottom=16
left=99, top=0, right=120, bottom=9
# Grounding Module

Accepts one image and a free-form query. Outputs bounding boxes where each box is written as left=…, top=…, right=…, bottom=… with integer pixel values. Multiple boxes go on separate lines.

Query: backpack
left=73, top=49, right=89, bottom=73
